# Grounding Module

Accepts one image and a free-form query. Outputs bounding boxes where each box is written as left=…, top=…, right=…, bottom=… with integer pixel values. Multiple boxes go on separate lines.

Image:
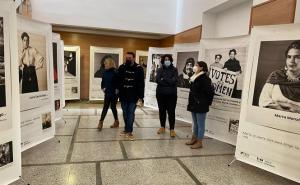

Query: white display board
left=60, top=40, right=66, bottom=108
left=199, top=36, right=249, bottom=145
left=64, top=45, right=80, bottom=100
left=52, top=33, right=63, bottom=121
left=18, top=16, right=55, bottom=151
left=89, top=46, right=123, bottom=100
left=236, top=24, right=300, bottom=183
left=136, top=50, right=148, bottom=79
left=0, top=1, right=22, bottom=184
left=144, top=47, right=176, bottom=109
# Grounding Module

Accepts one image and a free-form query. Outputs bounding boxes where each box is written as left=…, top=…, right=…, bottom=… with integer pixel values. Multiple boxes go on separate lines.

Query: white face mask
left=193, top=66, right=199, bottom=73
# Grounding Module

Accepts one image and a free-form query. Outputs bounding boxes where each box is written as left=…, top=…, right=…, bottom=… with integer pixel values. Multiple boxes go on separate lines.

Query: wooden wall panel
left=174, top=26, right=202, bottom=44
left=250, top=0, right=296, bottom=28
left=160, top=36, right=175, bottom=47
left=57, top=31, right=161, bottom=100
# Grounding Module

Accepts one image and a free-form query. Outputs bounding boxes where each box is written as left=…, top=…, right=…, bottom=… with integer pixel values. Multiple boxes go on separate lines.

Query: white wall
left=30, top=0, right=177, bottom=34
left=253, top=0, right=269, bottom=6
left=295, top=0, right=300, bottom=23
left=214, top=0, right=252, bottom=37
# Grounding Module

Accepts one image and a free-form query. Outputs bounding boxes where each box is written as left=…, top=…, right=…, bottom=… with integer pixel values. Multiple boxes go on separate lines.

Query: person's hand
left=183, top=73, right=189, bottom=79
left=276, top=101, right=300, bottom=113
left=136, top=99, right=144, bottom=107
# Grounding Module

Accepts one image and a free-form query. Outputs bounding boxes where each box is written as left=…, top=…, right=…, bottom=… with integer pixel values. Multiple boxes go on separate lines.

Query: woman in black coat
left=156, top=54, right=178, bottom=137
left=186, top=61, right=214, bottom=149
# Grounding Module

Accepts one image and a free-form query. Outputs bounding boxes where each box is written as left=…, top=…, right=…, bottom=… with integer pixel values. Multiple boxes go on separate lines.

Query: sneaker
left=126, top=133, right=135, bottom=141
left=170, top=130, right=176, bottom=138
left=120, top=131, right=127, bottom=136
left=157, top=127, right=165, bottom=134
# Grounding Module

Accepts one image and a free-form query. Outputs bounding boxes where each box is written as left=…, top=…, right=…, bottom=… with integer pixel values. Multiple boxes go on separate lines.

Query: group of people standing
left=99, top=52, right=214, bottom=149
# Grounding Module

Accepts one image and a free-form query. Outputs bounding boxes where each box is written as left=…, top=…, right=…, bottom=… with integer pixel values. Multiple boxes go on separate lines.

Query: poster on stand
left=18, top=16, right=55, bottom=151
left=52, top=33, right=63, bottom=121
left=0, top=1, right=22, bottom=184
left=60, top=40, right=65, bottom=108
left=136, top=50, right=148, bottom=79
left=144, top=47, right=175, bottom=109
left=89, top=46, right=123, bottom=100
left=64, top=45, right=80, bottom=100
left=198, top=36, right=249, bottom=145
left=236, top=24, right=300, bottom=183
left=174, top=43, right=201, bottom=122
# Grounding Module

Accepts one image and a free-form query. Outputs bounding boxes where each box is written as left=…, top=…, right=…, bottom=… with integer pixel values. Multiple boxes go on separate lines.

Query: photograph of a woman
left=94, top=54, right=119, bottom=78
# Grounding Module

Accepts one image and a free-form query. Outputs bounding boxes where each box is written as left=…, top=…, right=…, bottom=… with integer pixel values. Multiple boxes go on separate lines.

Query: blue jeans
left=191, top=112, right=206, bottom=139
left=121, top=101, right=137, bottom=133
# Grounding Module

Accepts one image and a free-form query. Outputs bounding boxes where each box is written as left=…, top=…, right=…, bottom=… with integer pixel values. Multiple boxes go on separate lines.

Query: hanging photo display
left=89, top=46, right=123, bottom=100
left=52, top=33, right=63, bottom=120
left=136, top=50, right=148, bottom=79
left=236, top=24, right=300, bottom=183
left=0, top=141, right=13, bottom=168
left=64, top=46, right=80, bottom=100
left=144, top=47, right=175, bottom=109
left=199, top=36, right=249, bottom=145
left=18, top=16, right=55, bottom=151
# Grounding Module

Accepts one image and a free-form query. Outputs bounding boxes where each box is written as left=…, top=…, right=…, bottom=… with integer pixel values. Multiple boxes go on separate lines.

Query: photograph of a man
left=178, top=57, right=195, bottom=88
left=64, top=51, right=76, bottom=77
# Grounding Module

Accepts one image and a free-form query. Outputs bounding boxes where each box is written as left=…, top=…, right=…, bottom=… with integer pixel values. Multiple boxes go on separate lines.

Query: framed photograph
left=0, top=141, right=13, bottom=168
left=89, top=46, right=123, bottom=100
left=136, top=50, right=148, bottom=79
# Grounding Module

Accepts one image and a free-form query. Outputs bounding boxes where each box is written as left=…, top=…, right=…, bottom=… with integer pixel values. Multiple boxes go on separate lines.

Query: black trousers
left=156, top=94, right=177, bottom=130
left=100, top=95, right=118, bottom=121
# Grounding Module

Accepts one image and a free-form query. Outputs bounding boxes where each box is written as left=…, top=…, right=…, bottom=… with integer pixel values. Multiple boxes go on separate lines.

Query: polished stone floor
left=10, top=103, right=298, bottom=185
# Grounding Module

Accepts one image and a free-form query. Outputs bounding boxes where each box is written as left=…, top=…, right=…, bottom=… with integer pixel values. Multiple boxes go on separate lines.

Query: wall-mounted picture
left=0, top=17, right=6, bottom=107
left=54, top=99, right=60, bottom=111
left=0, top=141, right=13, bottom=168
left=149, top=54, right=162, bottom=83
left=64, top=50, right=76, bottom=77
left=136, top=50, right=148, bottom=79
left=42, top=112, right=51, bottom=130
left=18, top=31, right=48, bottom=94
left=53, top=42, right=58, bottom=84
left=94, top=53, right=119, bottom=78
left=177, top=51, right=199, bottom=89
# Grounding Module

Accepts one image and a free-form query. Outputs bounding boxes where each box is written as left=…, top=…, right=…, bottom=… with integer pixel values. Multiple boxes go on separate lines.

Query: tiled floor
left=10, top=104, right=299, bottom=185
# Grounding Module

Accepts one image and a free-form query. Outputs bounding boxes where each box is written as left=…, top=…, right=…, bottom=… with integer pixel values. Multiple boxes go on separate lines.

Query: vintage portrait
left=0, top=141, right=13, bottom=168
left=18, top=31, right=48, bottom=94
left=252, top=40, right=300, bottom=114
left=71, top=87, right=78, bottom=94
left=42, top=112, right=51, bottom=130
left=139, top=56, right=148, bottom=78
left=53, top=42, right=58, bottom=84
left=205, top=47, right=247, bottom=99
left=177, top=51, right=199, bottom=89
left=64, top=50, right=76, bottom=77
left=54, top=99, right=60, bottom=111
left=94, top=53, right=119, bottom=78
left=0, top=17, right=6, bottom=107
left=149, top=54, right=162, bottom=82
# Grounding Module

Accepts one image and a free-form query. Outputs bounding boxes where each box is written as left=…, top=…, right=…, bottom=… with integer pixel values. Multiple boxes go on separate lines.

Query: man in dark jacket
left=118, top=52, right=144, bottom=140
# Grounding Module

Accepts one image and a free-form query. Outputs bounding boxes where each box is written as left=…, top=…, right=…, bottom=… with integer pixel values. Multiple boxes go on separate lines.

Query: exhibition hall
left=0, top=0, right=300, bottom=184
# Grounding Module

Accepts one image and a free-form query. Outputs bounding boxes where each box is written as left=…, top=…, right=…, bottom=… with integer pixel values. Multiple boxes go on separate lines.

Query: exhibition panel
left=136, top=50, right=148, bottom=79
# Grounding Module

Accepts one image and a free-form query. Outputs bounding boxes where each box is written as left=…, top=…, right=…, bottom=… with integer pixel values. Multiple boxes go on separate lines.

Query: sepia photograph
left=139, top=56, right=148, bottom=79
left=0, top=17, right=6, bottom=107
left=42, top=112, right=51, bottom=130
left=18, top=31, right=48, bottom=94
left=252, top=40, right=300, bottom=114
left=0, top=141, right=13, bottom=168
left=55, top=99, right=60, bottom=111
left=64, top=50, right=76, bottom=77
left=177, top=51, right=199, bottom=89
left=94, top=53, right=119, bottom=78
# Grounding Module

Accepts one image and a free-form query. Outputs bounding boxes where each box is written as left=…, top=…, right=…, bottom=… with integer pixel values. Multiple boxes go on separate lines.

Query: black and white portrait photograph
left=149, top=54, right=162, bottom=82
left=54, top=99, right=60, bottom=111
left=252, top=40, right=300, bottom=114
left=42, top=112, right=51, bottom=130
left=139, top=56, right=148, bottom=79
left=0, top=17, right=6, bottom=107
left=177, top=51, right=198, bottom=89
left=18, top=31, right=48, bottom=94
left=53, top=43, right=58, bottom=84
left=64, top=51, right=76, bottom=77
left=0, top=141, right=13, bottom=168
left=94, top=53, right=119, bottom=78
left=205, top=47, right=247, bottom=99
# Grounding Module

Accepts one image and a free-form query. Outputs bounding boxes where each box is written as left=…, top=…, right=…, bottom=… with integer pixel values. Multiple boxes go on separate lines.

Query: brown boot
left=191, top=139, right=203, bottom=149
left=97, top=120, right=103, bottom=131
left=186, top=135, right=197, bottom=145
left=110, top=120, right=119, bottom=128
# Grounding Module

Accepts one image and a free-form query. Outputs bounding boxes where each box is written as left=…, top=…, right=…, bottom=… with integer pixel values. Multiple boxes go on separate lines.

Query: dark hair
left=160, top=54, right=173, bottom=64
left=196, top=61, right=208, bottom=72
left=126, top=52, right=135, bottom=58
left=21, top=32, right=29, bottom=40
left=183, top=58, right=195, bottom=72
left=215, top=54, right=222, bottom=59
left=100, top=55, right=113, bottom=68
left=229, top=49, right=237, bottom=55
left=285, top=40, right=300, bottom=57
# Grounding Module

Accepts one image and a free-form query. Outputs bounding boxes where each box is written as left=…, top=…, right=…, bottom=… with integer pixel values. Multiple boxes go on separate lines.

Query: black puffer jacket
left=187, top=73, right=213, bottom=113
left=156, top=65, right=178, bottom=95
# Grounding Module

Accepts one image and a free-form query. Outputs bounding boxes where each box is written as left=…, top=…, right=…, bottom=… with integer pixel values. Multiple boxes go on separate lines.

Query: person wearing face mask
left=118, top=52, right=145, bottom=141
left=178, top=58, right=195, bottom=88
left=186, top=61, right=214, bottom=149
left=156, top=54, right=178, bottom=137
